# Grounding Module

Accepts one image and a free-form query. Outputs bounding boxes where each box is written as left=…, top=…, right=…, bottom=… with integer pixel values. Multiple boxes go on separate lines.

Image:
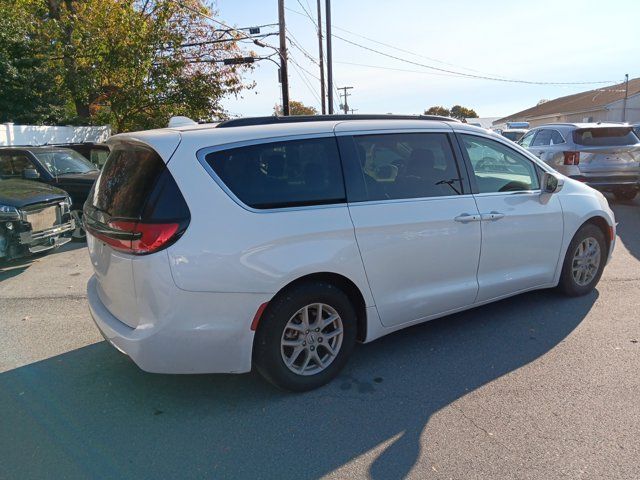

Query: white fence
left=0, top=123, right=111, bottom=146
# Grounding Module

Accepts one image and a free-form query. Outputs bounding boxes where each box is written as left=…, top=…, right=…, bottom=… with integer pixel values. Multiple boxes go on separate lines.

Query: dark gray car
left=519, top=123, right=640, bottom=200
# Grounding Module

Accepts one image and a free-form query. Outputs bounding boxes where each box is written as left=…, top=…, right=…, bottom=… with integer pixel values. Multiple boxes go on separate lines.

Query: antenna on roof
left=168, top=116, right=197, bottom=128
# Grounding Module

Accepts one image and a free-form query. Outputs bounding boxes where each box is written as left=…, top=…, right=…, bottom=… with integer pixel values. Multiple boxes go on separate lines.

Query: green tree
left=450, top=105, right=478, bottom=120
left=425, top=105, right=479, bottom=119
left=425, top=106, right=450, bottom=116
left=3, top=0, right=252, bottom=131
left=0, top=0, right=67, bottom=123
left=274, top=100, right=318, bottom=116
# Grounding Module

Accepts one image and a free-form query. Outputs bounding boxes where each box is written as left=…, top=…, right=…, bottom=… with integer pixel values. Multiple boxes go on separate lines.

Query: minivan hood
left=0, top=179, right=68, bottom=208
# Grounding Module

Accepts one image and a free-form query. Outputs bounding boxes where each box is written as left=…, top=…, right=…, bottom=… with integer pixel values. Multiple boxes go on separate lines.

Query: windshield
left=33, top=150, right=98, bottom=175
left=572, top=127, right=639, bottom=147
left=502, top=131, right=525, bottom=142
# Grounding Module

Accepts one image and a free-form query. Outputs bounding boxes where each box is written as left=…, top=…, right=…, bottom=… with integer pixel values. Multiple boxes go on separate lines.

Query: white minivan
left=84, top=115, right=615, bottom=391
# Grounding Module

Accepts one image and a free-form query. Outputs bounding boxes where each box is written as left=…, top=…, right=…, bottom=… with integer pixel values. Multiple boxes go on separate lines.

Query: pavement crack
left=454, top=405, right=512, bottom=452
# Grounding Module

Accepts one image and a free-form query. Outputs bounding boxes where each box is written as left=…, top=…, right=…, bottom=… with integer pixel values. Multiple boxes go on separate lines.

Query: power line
left=289, top=55, right=320, bottom=80
left=332, top=33, right=616, bottom=86
left=284, top=5, right=339, bottom=110
left=289, top=58, right=322, bottom=106
left=172, top=0, right=254, bottom=40
left=290, top=3, right=317, bottom=28
left=335, top=60, right=469, bottom=78
left=285, top=6, right=617, bottom=86
left=331, top=24, right=509, bottom=79
left=286, top=29, right=320, bottom=66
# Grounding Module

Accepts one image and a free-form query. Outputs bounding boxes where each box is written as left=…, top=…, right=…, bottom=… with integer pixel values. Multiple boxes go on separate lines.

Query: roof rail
left=217, top=114, right=459, bottom=128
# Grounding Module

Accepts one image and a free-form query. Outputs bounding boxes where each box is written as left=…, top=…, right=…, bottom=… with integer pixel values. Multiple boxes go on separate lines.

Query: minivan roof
left=110, top=116, right=498, bottom=162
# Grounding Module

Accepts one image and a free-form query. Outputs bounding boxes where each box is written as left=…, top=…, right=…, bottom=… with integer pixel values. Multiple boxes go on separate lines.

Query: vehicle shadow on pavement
left=0, top=242, right=85, bottom=281
left=610, top=197, right=640, bottom=262
left=0, top=289, right=597, bottom=480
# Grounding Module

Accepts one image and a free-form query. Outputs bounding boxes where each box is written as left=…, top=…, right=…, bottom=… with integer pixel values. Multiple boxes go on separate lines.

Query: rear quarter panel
left=164, top=139, right=375, bottom=306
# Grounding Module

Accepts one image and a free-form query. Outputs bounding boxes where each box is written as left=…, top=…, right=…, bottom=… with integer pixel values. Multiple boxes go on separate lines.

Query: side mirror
left=542, top=172, right=563, bottom=194
left=23, top=168, right=40, bottom=180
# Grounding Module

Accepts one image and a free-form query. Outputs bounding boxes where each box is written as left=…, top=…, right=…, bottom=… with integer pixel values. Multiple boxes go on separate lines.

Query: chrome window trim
left=196, top=133, right=348, bottom=214
left=550, top=129, right=567, bottom=145
left=347, top=193, right=473, bottom=208
left=472, top=190, right=542, bottom=198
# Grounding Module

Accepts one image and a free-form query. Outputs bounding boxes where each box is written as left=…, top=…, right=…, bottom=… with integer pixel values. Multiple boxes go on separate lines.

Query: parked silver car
left=518, top=123, right=640, bottom=200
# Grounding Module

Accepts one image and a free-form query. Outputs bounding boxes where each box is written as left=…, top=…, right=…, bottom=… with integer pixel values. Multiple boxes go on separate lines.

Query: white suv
left=84, top=115, right=616, bottom=391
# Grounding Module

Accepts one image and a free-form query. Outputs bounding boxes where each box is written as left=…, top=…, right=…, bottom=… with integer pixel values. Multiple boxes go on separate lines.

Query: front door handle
left=454, top=213, right=481, bottom=223
left=481, top=211, right=505, bottom=221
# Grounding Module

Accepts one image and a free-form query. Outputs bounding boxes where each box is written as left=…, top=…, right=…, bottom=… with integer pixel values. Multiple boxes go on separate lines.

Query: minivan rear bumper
left=87, top=275, right=270, bottom=374
left=568, top=175, right=640, bottom=191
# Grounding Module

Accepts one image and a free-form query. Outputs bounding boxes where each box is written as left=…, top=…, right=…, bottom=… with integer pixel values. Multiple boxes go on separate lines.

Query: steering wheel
left=475, top=157, right=495, bottom=171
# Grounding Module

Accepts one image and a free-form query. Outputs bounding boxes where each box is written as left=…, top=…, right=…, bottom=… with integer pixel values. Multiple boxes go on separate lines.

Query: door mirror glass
left=23, top=168, right=40, bottom=180
left=542, top=172, right=563, bottom=194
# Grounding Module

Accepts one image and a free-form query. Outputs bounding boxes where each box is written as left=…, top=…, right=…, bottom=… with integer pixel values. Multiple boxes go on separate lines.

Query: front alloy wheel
left=558, top=224, right=606, bottom=296
left=571, top=237, right=601, bottom=287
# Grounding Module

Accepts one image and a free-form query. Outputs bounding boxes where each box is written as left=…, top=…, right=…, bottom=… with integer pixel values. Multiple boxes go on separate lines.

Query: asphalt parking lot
left=1, top=197, right=639, bottom=480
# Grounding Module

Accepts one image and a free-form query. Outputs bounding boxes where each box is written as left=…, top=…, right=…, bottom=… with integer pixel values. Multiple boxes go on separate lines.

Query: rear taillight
left=563, top=151, right=580, bottom=165
left=84, top=165, right=190, bottom=255
left=88, top=221, right=181, bottom=255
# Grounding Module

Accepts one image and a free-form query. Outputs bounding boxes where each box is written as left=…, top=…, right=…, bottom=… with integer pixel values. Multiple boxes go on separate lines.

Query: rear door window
left=205, top=137, right=345, bottom=209
left=89, top=144, right=165, bottom=219
left=349, top=132, right=463, bottom=201
left=550, top=130, right=565, bottom=145
left=573, top=127, right=639, bottom=146
left=531, top=129, right=552, bottom=146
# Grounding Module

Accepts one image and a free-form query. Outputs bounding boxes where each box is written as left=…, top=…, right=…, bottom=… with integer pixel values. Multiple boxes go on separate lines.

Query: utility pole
left=316, top=0, right=326, bottom=114
left=622, top=73, right=629, bottom=122
left=278, top=0, right=290, bottom=115
left=338, top=86, right=353, bottom=114
left=325, top=0, right=333, bottom=114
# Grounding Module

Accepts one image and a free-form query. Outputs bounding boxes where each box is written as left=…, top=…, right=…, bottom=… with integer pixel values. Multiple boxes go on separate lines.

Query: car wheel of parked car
left=70, top=210, right=86, bottom=241
left=558, top=224, right=606, bottom=297
left=253, top=281, right=357, bottom=392
left=613, top=187, right=638, bottom=201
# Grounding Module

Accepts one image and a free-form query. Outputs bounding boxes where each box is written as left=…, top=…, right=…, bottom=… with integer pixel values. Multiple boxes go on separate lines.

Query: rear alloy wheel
left=613, top=187, right=638, bottom=201
left=558, top=224, right=606, bottom=296
left=253, top=282, right=357, bottom=392
left=70, top=210, right=86, bottom=242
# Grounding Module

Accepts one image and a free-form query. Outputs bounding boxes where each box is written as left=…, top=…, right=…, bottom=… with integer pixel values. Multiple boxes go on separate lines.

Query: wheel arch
left=265, top=272, right=368, bottom=342
left=582, top=215, right=613, bottom=255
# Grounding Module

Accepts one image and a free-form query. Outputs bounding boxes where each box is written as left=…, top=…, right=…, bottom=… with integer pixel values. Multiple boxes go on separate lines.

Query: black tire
left=70, top=210, right=86, bottom=242
left=558, top=224, right=606, bottom=297
left=613, top=187, right=638, bottom=202
left=253, top=281, right=357, bottom=392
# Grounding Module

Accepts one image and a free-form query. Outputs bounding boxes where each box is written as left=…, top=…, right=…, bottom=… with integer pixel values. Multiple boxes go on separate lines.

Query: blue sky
left=217, top=0, right=639, bottom=118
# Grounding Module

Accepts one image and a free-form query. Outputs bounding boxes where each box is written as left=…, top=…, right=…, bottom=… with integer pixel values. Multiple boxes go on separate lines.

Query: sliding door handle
left=481, top=211, right=505, bottom=221
left=454, top=213, right=481, bottom=223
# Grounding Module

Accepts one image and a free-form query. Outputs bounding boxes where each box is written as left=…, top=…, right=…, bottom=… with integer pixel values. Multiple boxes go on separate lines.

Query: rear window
left=502, top=131, right=524, bottom=142
left=573, top=127, right=639, bottom=146
left=90, top=144, right=165, bottom=218
left=204, top=137, right=346, bottom=209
